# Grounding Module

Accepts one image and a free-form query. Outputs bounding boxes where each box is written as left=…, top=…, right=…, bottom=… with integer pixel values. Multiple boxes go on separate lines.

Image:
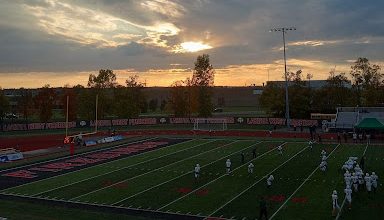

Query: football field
left=0, top=137, right=383, bottom=220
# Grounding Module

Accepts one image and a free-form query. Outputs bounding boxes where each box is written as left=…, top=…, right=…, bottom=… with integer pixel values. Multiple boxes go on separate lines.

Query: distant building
left=266, top=80, right=352, bottom=89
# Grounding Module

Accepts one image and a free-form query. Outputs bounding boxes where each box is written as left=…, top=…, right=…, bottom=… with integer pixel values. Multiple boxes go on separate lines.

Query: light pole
left=270, top=27, right=296, bottom=128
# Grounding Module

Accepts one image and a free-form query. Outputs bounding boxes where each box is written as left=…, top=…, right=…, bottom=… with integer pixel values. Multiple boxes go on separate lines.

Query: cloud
left=22, top=0, right=181, bottom=48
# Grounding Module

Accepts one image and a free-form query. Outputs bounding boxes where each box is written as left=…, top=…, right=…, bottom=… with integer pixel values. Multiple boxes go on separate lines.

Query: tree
left=259, top=83, right=285, bottom=117
left=350, top=57, right=383, bottom=106
left=169, top=80, right=188, bottom=116
left=149, top=99, right=158, bottom=112
left=34, top=85, right=56, bottom=123
left=18, top=88, right=33, bottom=122
left=192, top=54, right=215, bottom=117
left=0, top=87, right=10, bottom=125
left=83, top=69, right=117, bottom=119
left=113, top=75, right=146, bottom=118
left=88, top=69, right=117, bottom=88
left=61, top=86, right=78, bottom=121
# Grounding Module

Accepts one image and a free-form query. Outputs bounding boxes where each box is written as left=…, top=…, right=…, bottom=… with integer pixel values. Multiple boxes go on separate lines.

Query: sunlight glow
left=174, top=41, right=213, bottom=53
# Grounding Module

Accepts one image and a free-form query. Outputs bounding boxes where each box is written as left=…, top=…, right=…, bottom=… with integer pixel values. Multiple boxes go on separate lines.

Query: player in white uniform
left=344, top=185, right=352, bottom=209
left=321, top=149, right=327, bottom=157
left=320, top=160, right=327, bottom=172
left=267, top=175, right=274, bottom=188
left=277, top=145, right=283, bottom=155
left=365, top=173, right=372, bottom=193
left=332, top=190, right=340, bottom=216
left=371, top=172, right=378, bottom=193
left=344, top=173, right=352, bottom=188
left=226, top=159, right=231, bottom=174
left=194, top=164, right=200, bottom=181
left=308, top=140, right=313, bottom=150
left=351, top=172, right=359, bottom=192
left=248, top=162, right=254, bottom=174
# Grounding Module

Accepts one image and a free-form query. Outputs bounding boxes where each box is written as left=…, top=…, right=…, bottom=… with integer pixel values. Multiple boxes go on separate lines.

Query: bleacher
left=331, top=107, right=384, bottom=130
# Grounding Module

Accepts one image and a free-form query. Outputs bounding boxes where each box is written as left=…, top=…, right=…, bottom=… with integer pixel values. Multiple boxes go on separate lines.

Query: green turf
left=1, top=137, right=383, bottom=220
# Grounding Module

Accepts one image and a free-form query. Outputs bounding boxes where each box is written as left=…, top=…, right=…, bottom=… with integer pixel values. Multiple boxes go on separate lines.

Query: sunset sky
left=0, top=0, right=383, bottom=88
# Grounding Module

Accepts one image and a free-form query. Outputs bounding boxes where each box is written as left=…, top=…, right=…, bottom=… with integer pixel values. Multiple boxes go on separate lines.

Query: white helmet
left=346, top=170, right=349, bottom=174
left=196, top=164, right=200, bottom=167
left=366, top=173, right=370, bottom=176
left=356, top=164, right=360, bottom=167
left=333, top=190, right=337, bottom=194
left=270, top=175, right=274, bottom=179
left=372, top=172, right=376, bottom=175
left=227, top=159, right=230, bottom=162
left=352, top=172, right=355, bottom=176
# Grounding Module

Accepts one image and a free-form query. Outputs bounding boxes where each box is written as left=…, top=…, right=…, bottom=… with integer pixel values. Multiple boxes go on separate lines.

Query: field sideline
left=0, top=137, right=383, bottom=220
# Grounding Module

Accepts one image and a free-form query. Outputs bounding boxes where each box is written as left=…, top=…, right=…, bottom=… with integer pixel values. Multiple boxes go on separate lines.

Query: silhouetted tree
left=192, top=54, right=215, bottom=117
left=34, top=85, right=56, bottom=122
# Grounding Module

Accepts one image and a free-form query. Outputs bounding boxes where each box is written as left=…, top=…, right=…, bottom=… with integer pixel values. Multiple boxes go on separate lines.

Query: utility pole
left=270, top=27, right=296, bottom=128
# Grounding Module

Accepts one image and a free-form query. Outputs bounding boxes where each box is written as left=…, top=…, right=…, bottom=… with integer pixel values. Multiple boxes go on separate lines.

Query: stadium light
left=270, top=27, right=296, bottom=128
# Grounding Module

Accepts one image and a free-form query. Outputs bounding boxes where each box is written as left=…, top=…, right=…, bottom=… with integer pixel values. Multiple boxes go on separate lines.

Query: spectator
left=343, top=131, right=348, bottom=143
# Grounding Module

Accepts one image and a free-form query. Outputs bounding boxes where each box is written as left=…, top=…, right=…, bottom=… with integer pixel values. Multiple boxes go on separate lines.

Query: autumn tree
left=148, top=99, right=158, bottom=112
left=34, top=85, right=56, bottom=123
left=79, top=69, right=117, bottom=119
left=350, top=57, right=383, bottom=106
left=18, top=88, right=33, bottom=122
left=169, top=80, right=189, bottom=117
left=0, top=87, right=10, bottom=126
left=113, top=75, right=146, bottom=118
left=61, top=86, right=78, bottom=121
left=192, top=54, right=215, bottom=117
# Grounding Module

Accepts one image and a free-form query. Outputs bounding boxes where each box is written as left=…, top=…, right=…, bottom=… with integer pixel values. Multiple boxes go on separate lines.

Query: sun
left=174, top=41, right=212, bottom=53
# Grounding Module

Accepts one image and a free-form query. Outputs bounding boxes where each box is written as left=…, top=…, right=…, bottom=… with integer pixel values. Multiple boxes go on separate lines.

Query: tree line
left=0, top=54, right=215, bottom=123
left=260, top=57, right=384, bottom=118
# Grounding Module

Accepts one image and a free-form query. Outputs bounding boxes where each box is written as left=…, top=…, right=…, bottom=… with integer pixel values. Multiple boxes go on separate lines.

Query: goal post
left=193, top=118, right=228, bottom=131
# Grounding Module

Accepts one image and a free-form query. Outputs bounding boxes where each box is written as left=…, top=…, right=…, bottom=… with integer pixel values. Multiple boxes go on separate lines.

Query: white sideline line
left=32, top=139, right=213, bottom=196
left=335, top=143, right=368, bottom=220
left=0, top=193, right=210, bottom=219
left=207, top=144, right=310, bottom=218
left=1, top=137, right=162, bottom=192
left=0, top=137, right=154, bottom=174
left=158, top=142, right=287, bottom=211
left=71, top=140, right=240, bottom=201
left=112, top=141, right=265, bottom=206
left=270, top=143, right=341, bottom=219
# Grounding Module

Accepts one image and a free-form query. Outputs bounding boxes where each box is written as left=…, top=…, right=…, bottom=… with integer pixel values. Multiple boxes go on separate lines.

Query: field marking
left=1, top=137, right=191, bottom=192
left=157, top=142, right=286, bottom=211
left=0, top=192, right=210, bottom=220
left=335, top=142, right=368, bottom=220
left=207, top=144, right=309, bottom=218
left=71, top=140, right=241, bottom=201
left=110, top=141, right=265, bottom=206
left=270, top=143, right=341, bottom=219
left=31, top=139, right=214, bottom=196
left=0, top=136, right=155, bottom=174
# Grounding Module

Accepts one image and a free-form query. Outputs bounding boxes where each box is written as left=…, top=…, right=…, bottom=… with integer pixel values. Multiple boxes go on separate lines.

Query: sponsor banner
left=0, top=153, right=23, bottom=163
left=0, top=138, right=187, bottom=189
left=77, top=120, right=90, bottom=127
left=129, top=118, right=157, bottom=125
left=0, top=156, right=9, bottom=162
left=90, top=120, right=112, bottom=127
left=112, top=119, right=128, bottom=126
left=85, top=140, right=97, bottom=147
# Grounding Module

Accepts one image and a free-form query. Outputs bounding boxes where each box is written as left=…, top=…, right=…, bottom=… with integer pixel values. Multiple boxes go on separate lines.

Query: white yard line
left=2, top=138, right=191, bottom=192
left=270, top=143, right=341, bottom=219
left=110, top=141, right=265, bottom=206
left=71, top=140, right=241, bottom=201
left=157, top=142, right=287, bottom=211
left=0, top=193, right=209, bottom=220
left=207, top=145, right=309, bottom=218
left=335, top=198, right=346, bottom=220
left=32, top=139, right=214, bottom=196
